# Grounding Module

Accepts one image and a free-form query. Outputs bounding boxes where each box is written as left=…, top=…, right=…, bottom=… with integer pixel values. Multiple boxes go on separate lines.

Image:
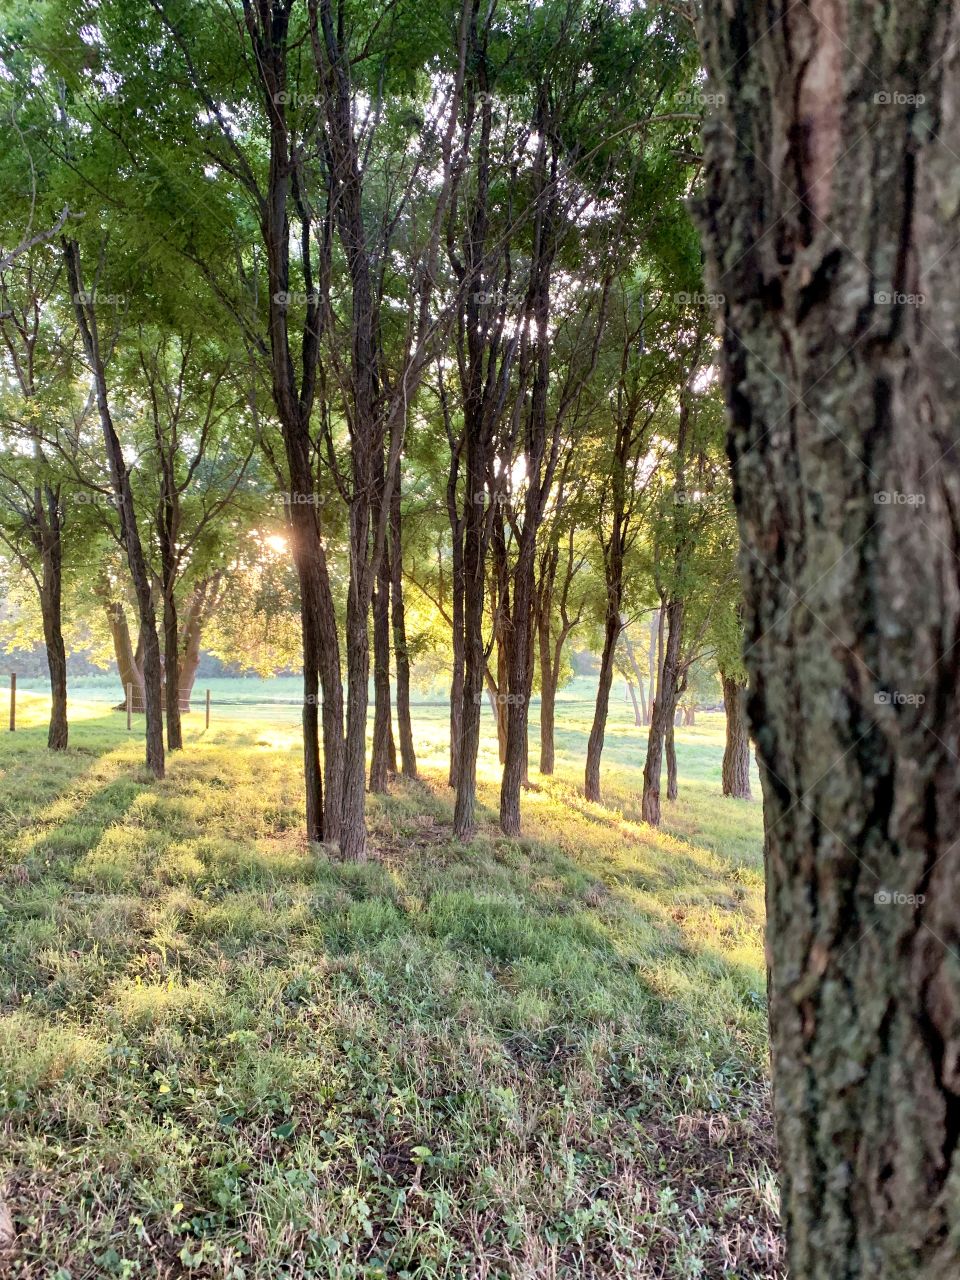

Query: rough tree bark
left=696, top=2, right=960, bottom=1275
left=721, top=673, right=751, bottom=799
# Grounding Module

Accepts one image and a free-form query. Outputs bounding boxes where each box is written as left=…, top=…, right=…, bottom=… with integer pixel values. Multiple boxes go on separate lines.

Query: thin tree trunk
left=162, top=581, right=182, bottom=751
left=449, top=530, right=465, bottom=789
left=585, top=604, right=621, bottom=802
left=622, top=626, right=648, bottom=725
left=40, top=535, right=68, bottom=750
left=370, top=527, right=394, bottom=793
left=721, top=674, right=750, bottom=799
left=285, top=452, right=342, bottom=846
left=627, top=681, right=642, bottom=727
left=38, top=491, right=67, bottom=750
left=696, top=4, right=960, bottom=1274
left=391, top=481, right=417, bottom=779
left=539, top=618, right=558, bottom=775
left=645, top=610, right=658, bottom=725
left=453, top=446, right=486, bottom=840
left=665, top=723, right=677, bottom=801
left=641, top=599, right=682, bottom=825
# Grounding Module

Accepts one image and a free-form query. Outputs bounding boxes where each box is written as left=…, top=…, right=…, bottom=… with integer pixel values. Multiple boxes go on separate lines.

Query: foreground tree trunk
left=721, top=674, right=751, bottom=799
left=697, top=3, right=960, bottom=1275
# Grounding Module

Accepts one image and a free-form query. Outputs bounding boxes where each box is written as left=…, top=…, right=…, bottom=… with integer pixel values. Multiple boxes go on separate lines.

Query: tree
left=583, top=284, right=672, bottom=803
left=0, top=245, right=77, bottom=749
left=697, top=2, right=959, bottom=1274
left=131, top=329, right=255, bottom=749
left=65, top=241, right=166, bottom=778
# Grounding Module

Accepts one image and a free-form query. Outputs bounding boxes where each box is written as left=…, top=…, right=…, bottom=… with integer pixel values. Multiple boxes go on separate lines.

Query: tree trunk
left=645, top=609, right=658, bottom=725
left=721, top=674, right=751, bottom=800
left=585, top=604, right=621, bottom=802
left=627, top=681, right=643, bottom=728
left=391, top=481, right=417, bottom=780
left=40, top=516, right=68, bottom=751
left=177, top=607, right=203, bottom=710
left=684, top=705, right=695, bottom=727
left=452, top=448, right=486, bottom=840
left=665, top=723, right=677, bottom=801
left=622, top=626, right=648, bottom=725
left=162, top=580, right=182, bottom=751
left=369, top=532, right=394, bottom=793
left=500, top=527, right=536, bottom=834
left=285, top=451, right=343, bottom=846
left=106, top=601, right=145, bottom=712
left=449, top=529, right=465, bottom=789
left=539, top=620, right=558, bottom=774
left=640, top=599, right=682, bottom=825
left=697, top=4, right=960, bottom=1275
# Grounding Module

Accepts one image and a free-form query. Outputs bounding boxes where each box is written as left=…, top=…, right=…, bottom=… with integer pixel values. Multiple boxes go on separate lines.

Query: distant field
left=7, top=673, right=760, bottom=839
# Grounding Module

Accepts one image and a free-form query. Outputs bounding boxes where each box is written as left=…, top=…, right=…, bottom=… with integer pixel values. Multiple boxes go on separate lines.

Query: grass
left=0, top=684, right=780, bottom=1279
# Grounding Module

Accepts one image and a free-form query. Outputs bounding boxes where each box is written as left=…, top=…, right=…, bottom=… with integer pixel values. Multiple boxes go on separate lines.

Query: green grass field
left=0, top=684, right=779, bottom=1278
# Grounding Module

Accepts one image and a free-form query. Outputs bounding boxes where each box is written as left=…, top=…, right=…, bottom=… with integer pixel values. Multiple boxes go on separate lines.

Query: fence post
left=8, top=673, right=15, bottom=732
left=126, top=683, right=133, bottom=731
left=205, top=688, right=211, bottom=729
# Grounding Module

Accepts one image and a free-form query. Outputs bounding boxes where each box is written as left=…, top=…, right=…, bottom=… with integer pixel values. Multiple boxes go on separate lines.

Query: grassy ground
left=0, top=686, right=779, bottom=1279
